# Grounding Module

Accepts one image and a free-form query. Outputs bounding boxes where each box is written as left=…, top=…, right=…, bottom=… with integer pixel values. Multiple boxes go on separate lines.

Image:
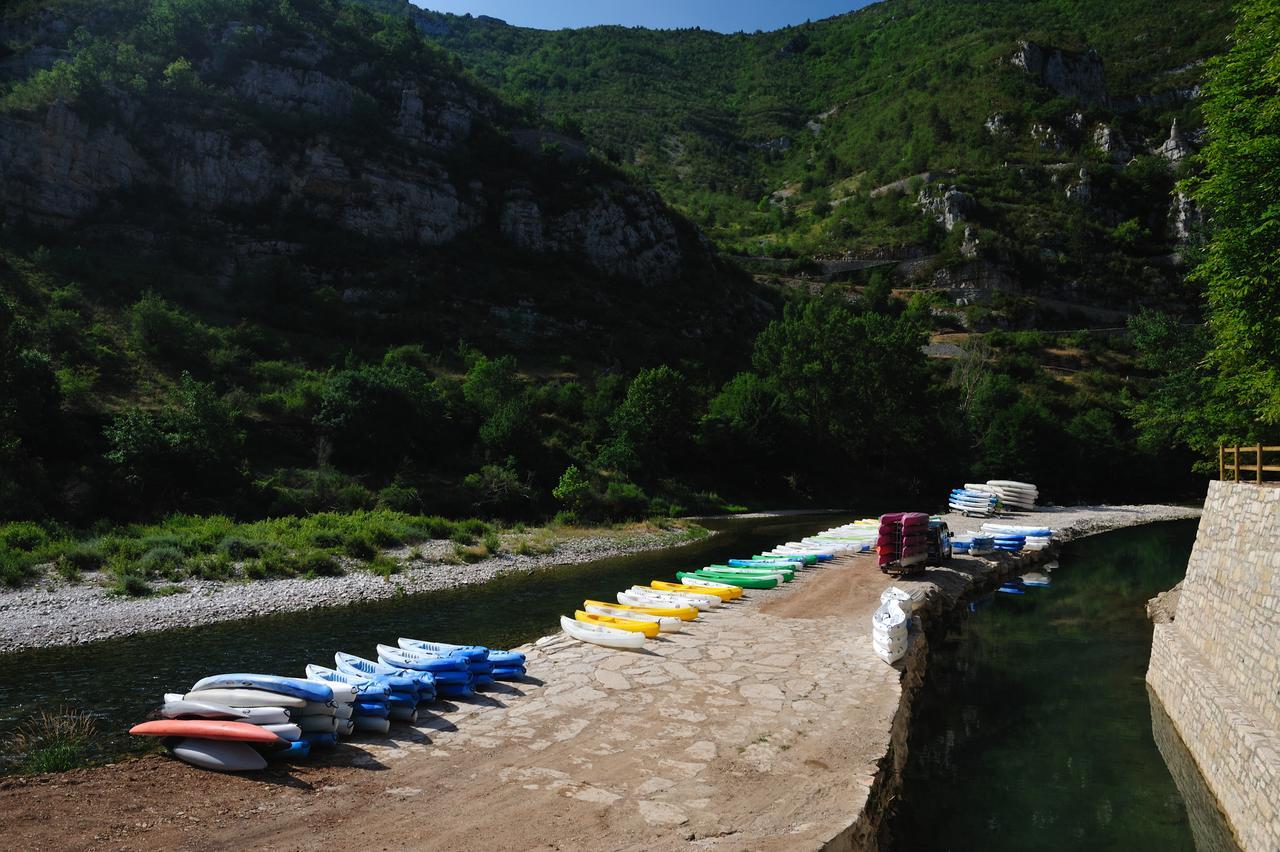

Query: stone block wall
left=1147, top=480, right=1280, bottom=851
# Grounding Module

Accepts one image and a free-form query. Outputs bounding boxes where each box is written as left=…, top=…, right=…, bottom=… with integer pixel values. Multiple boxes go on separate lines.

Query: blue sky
left=412, top=1, right=873, bottom=33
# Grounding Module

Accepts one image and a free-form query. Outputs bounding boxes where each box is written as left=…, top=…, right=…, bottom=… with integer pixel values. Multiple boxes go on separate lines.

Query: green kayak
left=678, top=571, right=778, bottom=590
left=706, top=564, right=794, bottom=582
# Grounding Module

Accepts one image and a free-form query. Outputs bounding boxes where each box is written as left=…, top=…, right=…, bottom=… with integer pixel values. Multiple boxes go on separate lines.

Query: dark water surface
left=886, top=520, right=1232, bottom=851
left=0, top=513, right=839, bottom=766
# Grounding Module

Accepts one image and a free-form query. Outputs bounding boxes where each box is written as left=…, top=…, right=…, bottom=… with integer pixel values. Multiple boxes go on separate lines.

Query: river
left=885, top=520, right=1237, bottom=851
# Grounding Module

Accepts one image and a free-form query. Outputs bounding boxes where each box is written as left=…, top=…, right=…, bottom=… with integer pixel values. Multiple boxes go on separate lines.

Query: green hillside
left=410, top=0, right=1232, bottom=316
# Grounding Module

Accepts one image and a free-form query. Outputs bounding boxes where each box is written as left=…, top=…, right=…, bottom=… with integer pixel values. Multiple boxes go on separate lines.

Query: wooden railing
left=1220, top=444, right=1280, bottom=484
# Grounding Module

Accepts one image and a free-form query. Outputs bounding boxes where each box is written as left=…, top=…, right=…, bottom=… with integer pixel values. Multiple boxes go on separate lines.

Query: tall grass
left=10, top=706, right=97, bottom=774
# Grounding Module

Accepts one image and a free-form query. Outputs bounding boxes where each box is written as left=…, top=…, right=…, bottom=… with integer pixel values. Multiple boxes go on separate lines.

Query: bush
left=139, top=545, right=185, bottom=579
left=297, top=549, right=343, bottom=578
left=603, top=481, right=649, bottom=520
left=106, top=560, right=152, bottom=597
left=344, top=532, right=377, bottom=560
left=0, top=548, right=36, bottom=587
left=62, top=541, right=106, bottom=573
left=376, top=483, right=421, bottom=513
left=0, top=521, right=50, bottom=552
left=217, top=535, right=262, bottom=560
left=186, top=553, right=235, bottom=581
left=368, top=554, right=401, bottom=577
left=10, top=706, right=96, bottom=774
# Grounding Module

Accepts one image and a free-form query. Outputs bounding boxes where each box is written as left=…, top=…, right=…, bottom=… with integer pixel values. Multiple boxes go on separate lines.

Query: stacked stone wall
left=1147, top=480, right=1280, bottom=851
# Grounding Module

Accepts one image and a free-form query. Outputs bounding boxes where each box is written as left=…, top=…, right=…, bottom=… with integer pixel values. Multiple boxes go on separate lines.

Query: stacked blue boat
left=948, top=488, right=998, bottom=517
left=307, top=662, right=397, bottom=734
left=951, top=534, right=995, bottom=555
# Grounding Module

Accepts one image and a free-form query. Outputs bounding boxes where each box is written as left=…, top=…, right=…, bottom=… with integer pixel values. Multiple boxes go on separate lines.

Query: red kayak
left=129, top=719, right=282, bottom=744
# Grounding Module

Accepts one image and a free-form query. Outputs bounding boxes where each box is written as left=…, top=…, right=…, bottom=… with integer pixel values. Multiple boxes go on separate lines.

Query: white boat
left=170, top=738, right=267, bottom=772
left=627, top=586, right=718, bottom=610
left=618, top=588, right=713, bottom=611
left=161, top=696, right=292, bottom=725
left=181, top=688, right=306, bottom=709
left=261, top=723, right=302, bottom=741
left=352, top=715, right=391, bottom=734
left=584, top=602, right=682, bottom=633
left=560, top=615, right=646, bottom=649
left=634, top=585, right=721, bottom=607
left=680, top=577, right=742, bottom=595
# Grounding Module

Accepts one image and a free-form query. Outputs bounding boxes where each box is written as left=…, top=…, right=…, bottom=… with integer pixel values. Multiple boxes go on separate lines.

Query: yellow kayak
left=575, top=610, right=660, bottom=638
left=650, top=580, right=740, bottom=601
left=591, top=599, right=699, bottom=622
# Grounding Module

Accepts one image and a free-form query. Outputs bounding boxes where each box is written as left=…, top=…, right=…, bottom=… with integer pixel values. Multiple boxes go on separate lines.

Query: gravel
left=0, top=526, right=711, bottom=654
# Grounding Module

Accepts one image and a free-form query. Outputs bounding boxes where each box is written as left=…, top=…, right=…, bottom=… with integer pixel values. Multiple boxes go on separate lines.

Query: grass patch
left=452, top=542, right=491, bottom=563
left=9, top=705, right=97, bottom=774
left=0, top=548, right=38, bottom=587
left=368, top=554, right=401, bottom=577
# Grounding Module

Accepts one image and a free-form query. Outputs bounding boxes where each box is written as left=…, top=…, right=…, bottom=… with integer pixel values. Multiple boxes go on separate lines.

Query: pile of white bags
left=871, top=597, right=909, bottom=664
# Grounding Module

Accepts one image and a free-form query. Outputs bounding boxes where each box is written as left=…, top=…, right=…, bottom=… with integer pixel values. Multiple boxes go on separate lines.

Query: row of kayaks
left=949, top=481, right=1040, bottom=515
left=556, top=527, right=854, bottom=649
left=130, top=637, right=528, bottom=772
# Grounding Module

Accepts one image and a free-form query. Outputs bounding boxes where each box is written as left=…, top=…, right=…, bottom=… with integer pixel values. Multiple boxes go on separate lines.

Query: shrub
left=376, top=483, right=421, bottom=513
left=0, top=521, right=49, bottom=552
left=62, top=541, right=106, bottom=573
left=10, top=706, right=96, bottom=774
left=297, top=549, right=342, bottom=578
left=217, top=535, right=261, bottom=560
left=603, top=481, right=649, bottom=520
left=0, top=549, right=36, bottom=587
left=106, top=561, right=152, bottom=597
left=482, top=531, right=502, bottom=554
left=139, top=545, right=185, bottom=579
left=368, top=554, right=401, bottom=577
left=343, top=532, right=377, bottom=560
left=452, top=543, right=490, bottom=563
left=186, top=553, right=235, bottom=581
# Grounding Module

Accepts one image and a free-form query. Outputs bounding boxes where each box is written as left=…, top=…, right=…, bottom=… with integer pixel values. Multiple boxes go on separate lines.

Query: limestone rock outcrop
left=1012, top=40, right=1109, bottom=106
left=917, top=185, right=976, bottom=232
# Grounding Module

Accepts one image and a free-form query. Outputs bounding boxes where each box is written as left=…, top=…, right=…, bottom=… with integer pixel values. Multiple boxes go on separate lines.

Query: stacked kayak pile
left=133, top=674, right=354, bottom=771
left=135, top=639, right=528, bottom=772
left=951, top=534, right=996, bottom=556
left=982, top=523, right=1053, bottom=552
left=796, top=519, right=881, bottom=552
left=877, top=513, right=929, bottom=571
left=948, top=488, right=998, bottom=517
left=984, top=480, right=1038, bottom=511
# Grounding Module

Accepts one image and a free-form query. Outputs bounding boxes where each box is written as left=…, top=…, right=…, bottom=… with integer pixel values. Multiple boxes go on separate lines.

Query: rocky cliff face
left=1012, top=40, right=1109, bottom=106
left=0, top=31, right=691, bottom=284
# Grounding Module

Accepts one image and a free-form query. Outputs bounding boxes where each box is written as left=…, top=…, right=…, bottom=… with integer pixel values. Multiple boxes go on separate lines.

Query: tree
left=314, top=363, right=441, bottom=471
left=597, top=365, right=691, bottom=478
left=1191, top=0, right=1280, bottom=425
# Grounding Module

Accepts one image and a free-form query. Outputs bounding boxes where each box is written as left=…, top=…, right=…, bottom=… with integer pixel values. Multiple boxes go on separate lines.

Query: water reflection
left=886, top=521, right=1208, bottom=851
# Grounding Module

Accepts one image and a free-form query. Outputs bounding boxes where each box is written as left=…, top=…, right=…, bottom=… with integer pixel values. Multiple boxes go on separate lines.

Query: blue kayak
left=353, top=700, right=391, bottom=718
left=304, top=664, right=390, bottom=700
left=492, top=666, right=526, bottom=680
left=302, top=731, right=338, bottom=747
left=728, top=558, right=802, bottom=569
left=335, top=652, right=428, bottom=693
left=488, top=650, right=527, bottom=667
left=190, top=674, right=333, bottom=703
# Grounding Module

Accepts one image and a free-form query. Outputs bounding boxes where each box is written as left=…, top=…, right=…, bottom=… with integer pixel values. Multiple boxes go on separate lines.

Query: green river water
left=886, top=521, right=1237, bottom=851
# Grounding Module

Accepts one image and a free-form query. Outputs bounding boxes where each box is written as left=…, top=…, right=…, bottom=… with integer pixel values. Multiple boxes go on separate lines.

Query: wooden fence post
left=1220, top=445, right=1225, bottom=481
left=1259, top=443, right=1265, bottom=485
left=1234, top=445, right=1241, bottom=482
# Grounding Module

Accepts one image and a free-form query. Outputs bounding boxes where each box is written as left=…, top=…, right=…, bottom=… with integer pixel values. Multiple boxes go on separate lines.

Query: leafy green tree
left=597, top=365, right=691, bottom=478
left=314, top=363, right=440, bottom=471
left=1190, top=0, right=1280, bottom=425
left=552, top=464, right=593, bottom=516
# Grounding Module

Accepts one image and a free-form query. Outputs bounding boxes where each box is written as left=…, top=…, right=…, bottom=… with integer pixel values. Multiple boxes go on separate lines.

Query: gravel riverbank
left=0, top=524, right=711, bottom=654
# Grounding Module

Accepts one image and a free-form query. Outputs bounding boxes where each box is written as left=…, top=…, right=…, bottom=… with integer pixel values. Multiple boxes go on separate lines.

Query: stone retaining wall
left=1146, top=480, right=1280, bottom=851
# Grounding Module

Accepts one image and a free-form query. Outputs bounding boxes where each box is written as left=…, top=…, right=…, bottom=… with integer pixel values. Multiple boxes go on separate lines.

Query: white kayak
left=301, top=700, right=338, bottom=717
left=626, top=586, right=718, bottom=610
left=584, top=602, right=682, bottom=633
left=161, top=696, right=292, bottom=725
left=680, top=577, right=742, bottom=594
left=261, top=723, right=302, bottom=741
left=560, top=615, right=645, bottom=649
left=634, top=585, right=721, bottom=608
left=180, top=688, right=306, bottom=709
left=298, top=715, right=340, bottom=733
left=170, top=738, right=267, bottom=772
left=352, top=715, right=391, bottom=734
